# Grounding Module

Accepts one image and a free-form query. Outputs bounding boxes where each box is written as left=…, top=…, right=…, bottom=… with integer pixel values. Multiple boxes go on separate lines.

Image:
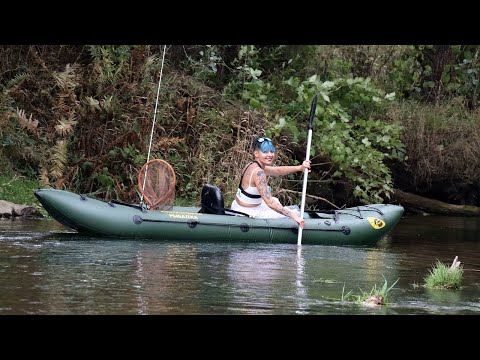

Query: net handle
left=140, top=45, right=167, bottom=203
left=138, top=159, right=176, bottom=208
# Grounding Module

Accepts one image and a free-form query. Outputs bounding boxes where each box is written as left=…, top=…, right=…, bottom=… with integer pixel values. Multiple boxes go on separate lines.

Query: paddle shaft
left=297, top=95, right=318, bottom=246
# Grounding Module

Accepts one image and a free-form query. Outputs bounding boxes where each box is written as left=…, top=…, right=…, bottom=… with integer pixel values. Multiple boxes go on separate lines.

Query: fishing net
left=138, top=159, right=176, bottom=210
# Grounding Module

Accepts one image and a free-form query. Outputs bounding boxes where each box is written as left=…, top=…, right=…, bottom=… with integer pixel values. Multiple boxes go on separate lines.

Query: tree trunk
left=392, top=189, right=480, bottom=216
left=424, top=45, right=454, bottom=102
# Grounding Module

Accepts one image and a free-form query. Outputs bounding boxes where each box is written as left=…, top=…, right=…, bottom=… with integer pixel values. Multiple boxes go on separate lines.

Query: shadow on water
left=1, top=214, right=480, bottom=314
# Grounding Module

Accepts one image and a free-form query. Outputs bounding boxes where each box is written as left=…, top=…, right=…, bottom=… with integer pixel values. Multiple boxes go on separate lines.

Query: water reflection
left=34, top=240, right=141, bottom=314
left=227, top=245, right=300, bottom=314
left=425, top=287, right=462, bottom=305
left=132, top=244, right=320, bottom=314
left=295, top=247, right=308, bottom=314
left=304, top=246, right=399, bottom=304
left=1, top=215, right=480, bottom=314
left=131, top=244, right=207, bottom=314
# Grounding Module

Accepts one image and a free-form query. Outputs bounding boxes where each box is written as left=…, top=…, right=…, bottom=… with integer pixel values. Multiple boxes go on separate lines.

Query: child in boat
left=230, top=136, right=310, bottom=229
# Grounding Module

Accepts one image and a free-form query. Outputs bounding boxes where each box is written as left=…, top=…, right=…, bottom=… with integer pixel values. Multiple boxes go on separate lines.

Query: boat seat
left=199, top=184, right=250, bottom=217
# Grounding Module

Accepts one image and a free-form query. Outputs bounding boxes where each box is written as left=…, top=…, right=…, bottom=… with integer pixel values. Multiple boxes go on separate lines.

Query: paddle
left=297, top=94, right=318, bottom=246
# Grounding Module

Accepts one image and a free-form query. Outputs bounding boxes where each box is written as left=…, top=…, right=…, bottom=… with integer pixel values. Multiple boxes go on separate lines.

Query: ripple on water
left=1, top=216, right=480, bottom=314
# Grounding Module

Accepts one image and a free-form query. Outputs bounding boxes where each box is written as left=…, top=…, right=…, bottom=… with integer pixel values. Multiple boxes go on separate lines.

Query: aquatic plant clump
left=342, top=276, right=399, bottom=306
left=424, top=258, right=463, bottom=290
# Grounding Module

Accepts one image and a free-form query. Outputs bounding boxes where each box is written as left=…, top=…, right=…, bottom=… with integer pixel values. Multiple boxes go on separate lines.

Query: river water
left=1, top=214, right=479, bottom=315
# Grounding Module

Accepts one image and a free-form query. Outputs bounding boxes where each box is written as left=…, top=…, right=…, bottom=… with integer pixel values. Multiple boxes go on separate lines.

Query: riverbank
left=0, top=174, right=46, bottom=217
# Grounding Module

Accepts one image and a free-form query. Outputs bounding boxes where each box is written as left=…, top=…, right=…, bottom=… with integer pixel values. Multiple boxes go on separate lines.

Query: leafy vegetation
left=387, top=100, right=480, bottom=198
left=1, top=45, right=479, bottom=208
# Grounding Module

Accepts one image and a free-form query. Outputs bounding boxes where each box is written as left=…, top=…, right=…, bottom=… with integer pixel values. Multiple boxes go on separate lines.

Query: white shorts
left=231, top=197, right=300, bottom=219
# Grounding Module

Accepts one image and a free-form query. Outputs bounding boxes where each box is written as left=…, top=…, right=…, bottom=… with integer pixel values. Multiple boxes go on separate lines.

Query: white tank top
left=236, top=163, right=262, bottom=205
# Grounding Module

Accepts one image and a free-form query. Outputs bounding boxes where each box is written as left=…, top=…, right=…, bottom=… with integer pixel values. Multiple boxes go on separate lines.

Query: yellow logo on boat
left=168, top=214, right=199, bottom=220
left=161, top=211, right=200, bottom=215
left=367, top=217, right=385, bottom=230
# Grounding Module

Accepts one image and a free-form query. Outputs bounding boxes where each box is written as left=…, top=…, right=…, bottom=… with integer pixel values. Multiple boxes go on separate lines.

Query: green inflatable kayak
left=34, top=185, right=404, bottom=245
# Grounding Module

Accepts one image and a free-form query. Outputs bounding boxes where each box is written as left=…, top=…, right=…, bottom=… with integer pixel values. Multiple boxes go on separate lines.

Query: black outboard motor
left=199, top=184, right=225, bottom=215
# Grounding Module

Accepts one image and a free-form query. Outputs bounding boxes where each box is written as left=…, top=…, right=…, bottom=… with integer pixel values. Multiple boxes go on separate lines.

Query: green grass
left=424, top=260, right=463, bottom=290
left=0, top=174, right=47, bottom=216
left=0, top=174, right=39, bottom=204
left=342, top=276, right=399, bottom=305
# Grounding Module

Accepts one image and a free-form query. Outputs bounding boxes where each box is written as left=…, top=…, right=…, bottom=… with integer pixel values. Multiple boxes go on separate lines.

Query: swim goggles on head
left=255, top=137, right=276, bottom=153
left=256, top=137, right=272, bottom=143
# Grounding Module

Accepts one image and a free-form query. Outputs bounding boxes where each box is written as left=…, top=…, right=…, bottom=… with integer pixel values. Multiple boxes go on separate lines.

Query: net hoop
left=138, top=159, right=176, bottom=208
